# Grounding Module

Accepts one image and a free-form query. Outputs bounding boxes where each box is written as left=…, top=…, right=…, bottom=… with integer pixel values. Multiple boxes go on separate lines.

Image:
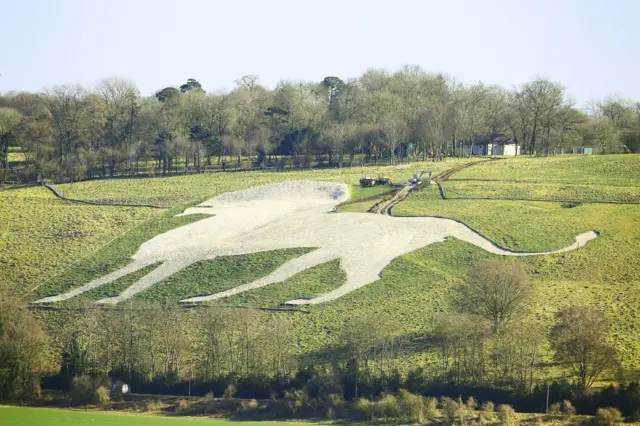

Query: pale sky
left=1, top=0, right=639, bottom=104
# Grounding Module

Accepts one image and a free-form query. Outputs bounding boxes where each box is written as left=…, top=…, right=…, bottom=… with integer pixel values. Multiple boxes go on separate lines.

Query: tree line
left=1, top=67, right=640, bottom=184
left=0, top=260, right=626, bottom=416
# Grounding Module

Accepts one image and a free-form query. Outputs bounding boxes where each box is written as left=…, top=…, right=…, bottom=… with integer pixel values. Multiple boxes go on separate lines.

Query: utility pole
left=545, top=383, right=550, bottom=414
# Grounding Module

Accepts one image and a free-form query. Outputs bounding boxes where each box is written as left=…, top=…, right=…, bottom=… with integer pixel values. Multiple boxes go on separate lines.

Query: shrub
left=324, top=393, right=345, bottom=418
left=480, top=400, right=495, bottom=422
left=174, top=398, right=188, bottom=413
left=70, top=376, right=97, bottom=405
left=353, top=398, right=375, bottom=420
left=240, top=399, right=259, bottom=412
left=593, top=407, right=623, bottom=426
left=424, top=397, right=439, bottom=419
left=204, top=392, right=217, bottom=414
left=497, top=404, right=517, bottom=426
left=223, top=383, right=237, bottom=399
left=466, top=396, right=478, bottom=411
left=375, top=393, right=400, bottom=418
left=145, top=399, right=162, bottom=412
left=441, top=396, right=463, bottom=423
left=561, top=400, right=576, bottom=416
left=397, top=389, right=424, bottom=423
left=95, top=386, right=110, bottom=408
left=561, top=201, right=582, bottom=208
left=549, top=402, right=561, bottom=416
left=326, top=406, right=336, bottom=419
left=284, top=388, right=308, bottom=415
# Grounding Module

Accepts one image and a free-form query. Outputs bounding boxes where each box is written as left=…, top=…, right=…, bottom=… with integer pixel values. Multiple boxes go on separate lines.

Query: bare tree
left=550, top=306, right=619, bottom=388
left=517, top=78, right=565, bottom=155
left=234, top=75, right=260, bottom=92
left=434, top=313, right=490, bottom=384
left=456, top=260, right=532, bottom=333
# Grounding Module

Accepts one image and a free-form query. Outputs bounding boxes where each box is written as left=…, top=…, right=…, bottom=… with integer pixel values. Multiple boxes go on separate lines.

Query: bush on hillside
left=145, top=399, right=163, bottom=412
left=95, top=386, right=110, bottom=408
left=593, top=407, right=623, bottom=426
left=204, top=392, right=217, bottom=413
left=549, top=402, right=562, bottom=416
left=375, top=393, right=400, bottom=418
left=174, top=398, right=188, bottom=413
left=240, top=399, right=259, bottom=412
left=352, top=398, right=375, bottom=420
left=397, top=389, right=424, bottom=423
left=223, top=383, right=237, bottom=399
left=323, top=393, right=345, bottom=419
left=284, top=388, right=309, bottom=415
left=497, top=404, right=517, bottom=426
left=441, top=396, right=466, bottom=423
left=466, top=395, right=478, bottom=411
left=480, top=400, right=495, bottom=422
left=561, top=399, right=576, bottom=416
left=424, top=397, right=439, bottom=419
left=70, top=375, right=111, bottom=406
left=70, top=375, right=95, bottom=405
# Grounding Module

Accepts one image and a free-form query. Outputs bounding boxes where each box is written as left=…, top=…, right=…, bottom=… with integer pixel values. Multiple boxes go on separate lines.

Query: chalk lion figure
left=36, top=181, right=598, bottom=306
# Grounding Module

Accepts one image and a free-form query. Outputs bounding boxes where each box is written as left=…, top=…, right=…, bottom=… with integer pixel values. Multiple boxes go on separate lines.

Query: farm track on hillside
left=368, top=159, right=502, bottom=215
left=370, top=185, right=416, bottom=216
left=438, top=158, right=502, bottom=181
left=43, top=183, right=166, bottom=209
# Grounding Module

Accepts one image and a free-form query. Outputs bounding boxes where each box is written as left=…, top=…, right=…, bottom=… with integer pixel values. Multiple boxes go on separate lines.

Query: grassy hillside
left=0, top=187, right=159, bottom=294
left=395, top=155, right=640, bottom=367
left=4, top=155, right=640, bottom=373
left=4, top=161, right=462, bottom=299
left=451, top=155, right=640, bottom=185
left=442, top=180, right=640, bottom=203
left=55, top=163, right=458, bottom=207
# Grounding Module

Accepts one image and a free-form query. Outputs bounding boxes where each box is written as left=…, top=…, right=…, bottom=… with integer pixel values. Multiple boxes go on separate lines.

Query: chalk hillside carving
left=35, top=181, right=599, bottom=306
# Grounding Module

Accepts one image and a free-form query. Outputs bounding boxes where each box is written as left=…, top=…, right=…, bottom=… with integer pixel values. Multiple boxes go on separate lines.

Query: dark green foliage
left=180, top=78, right=203, bottom=94
left=155, top=87, right=181, bottom=102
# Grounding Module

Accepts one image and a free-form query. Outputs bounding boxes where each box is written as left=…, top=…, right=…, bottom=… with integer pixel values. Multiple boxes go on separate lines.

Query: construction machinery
left=359, top=177, right=376, bottom=187
left=359, top=176, right=393, bottom=187
left=408, top=170, right=431, bottom=185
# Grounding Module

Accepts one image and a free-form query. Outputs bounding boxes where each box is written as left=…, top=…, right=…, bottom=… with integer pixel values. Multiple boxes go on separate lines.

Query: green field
left=451, top=155, right=640, bottom=185
left=4, top=155, right=640, bottom=373
left=55, top=163, right=455, bottom=207
left=442, top=180, right=640, bottom=203
left=0, top=406, right=307, bottom=426
left=8, top=151, right=26, bottom=163
left=0, top=187, right=159, bottom=294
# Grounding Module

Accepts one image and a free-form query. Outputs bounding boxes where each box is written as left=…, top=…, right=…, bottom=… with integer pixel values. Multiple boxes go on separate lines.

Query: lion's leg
left=34, top=260, right=154, bottom=304
left=96, top=260, right=191, bottom=304
left=180, top=250, right=336, bottom=303
left=284, top=253, right=387, bottom=305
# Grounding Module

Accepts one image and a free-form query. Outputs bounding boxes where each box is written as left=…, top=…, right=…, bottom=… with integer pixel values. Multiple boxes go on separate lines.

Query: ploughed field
left=2, top=155, right=640, bottom=368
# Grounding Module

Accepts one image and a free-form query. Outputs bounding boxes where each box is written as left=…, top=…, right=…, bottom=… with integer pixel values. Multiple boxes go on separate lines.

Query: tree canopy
left=2, top=66, right=639, bottom=183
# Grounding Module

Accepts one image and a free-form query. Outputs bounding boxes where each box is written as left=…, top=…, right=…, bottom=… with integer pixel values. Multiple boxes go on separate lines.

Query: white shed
left=465, top=134, right=520, bottom=156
